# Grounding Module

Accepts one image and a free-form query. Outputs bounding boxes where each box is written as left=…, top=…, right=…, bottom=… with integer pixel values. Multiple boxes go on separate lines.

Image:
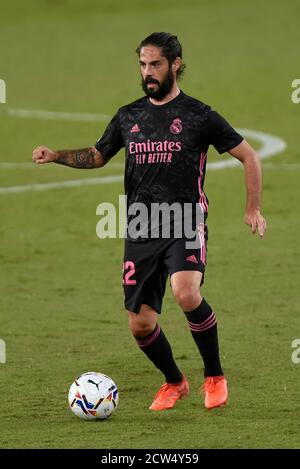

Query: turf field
left=0, top=0, right=299, bottom=449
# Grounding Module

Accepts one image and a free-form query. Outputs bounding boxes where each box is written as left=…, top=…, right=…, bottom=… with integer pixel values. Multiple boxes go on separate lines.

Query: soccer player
left=33, top=32, right=266, bottom=411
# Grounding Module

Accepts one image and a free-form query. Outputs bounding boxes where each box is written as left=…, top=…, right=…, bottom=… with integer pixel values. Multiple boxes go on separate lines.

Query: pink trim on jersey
left=188, top=312, right=217, bottom=332
left=198, top=223, right=206, bottom=265
left=198, top=152, right=209, bottom=213
left=197, top=152, right=208, bottom=265
left=136, top=325, right=161, bottom=348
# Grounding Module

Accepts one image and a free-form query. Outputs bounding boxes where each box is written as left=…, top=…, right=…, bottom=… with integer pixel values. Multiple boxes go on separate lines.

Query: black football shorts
left=122, top=227, right=208, bottom=314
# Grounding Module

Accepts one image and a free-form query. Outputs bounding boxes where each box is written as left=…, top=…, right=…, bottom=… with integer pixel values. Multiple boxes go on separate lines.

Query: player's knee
left=128, top=314, right=155, bottom=338
left=173, top=286, right=201, bottom=311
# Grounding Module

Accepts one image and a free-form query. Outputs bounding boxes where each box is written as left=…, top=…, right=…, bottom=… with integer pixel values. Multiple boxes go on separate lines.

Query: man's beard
left=142, top=68, right=175, bottom=101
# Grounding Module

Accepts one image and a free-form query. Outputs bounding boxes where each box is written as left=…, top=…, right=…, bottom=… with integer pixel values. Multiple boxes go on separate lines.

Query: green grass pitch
left=0, top=0, right=299, bottom=449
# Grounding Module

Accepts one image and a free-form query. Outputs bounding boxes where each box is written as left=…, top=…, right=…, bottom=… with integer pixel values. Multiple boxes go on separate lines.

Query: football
left=68, top=372, right=119, bottom=420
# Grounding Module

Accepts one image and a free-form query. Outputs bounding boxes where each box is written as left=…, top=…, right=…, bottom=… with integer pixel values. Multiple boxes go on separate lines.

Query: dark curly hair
left=136, top=32, right=186, bottom=80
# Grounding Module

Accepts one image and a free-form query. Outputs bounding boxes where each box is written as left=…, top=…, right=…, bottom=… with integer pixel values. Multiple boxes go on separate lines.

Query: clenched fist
left=32, top=146, right=57, bottom=164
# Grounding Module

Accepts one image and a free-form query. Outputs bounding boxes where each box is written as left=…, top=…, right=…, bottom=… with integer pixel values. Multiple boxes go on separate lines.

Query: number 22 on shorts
left=123, top=261, right=137, bottom=285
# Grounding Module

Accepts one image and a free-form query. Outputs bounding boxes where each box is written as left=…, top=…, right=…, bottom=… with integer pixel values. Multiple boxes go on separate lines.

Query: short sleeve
left=204, top=110, right=243, bottom=154
left=95, top=110, right=124, bottom=161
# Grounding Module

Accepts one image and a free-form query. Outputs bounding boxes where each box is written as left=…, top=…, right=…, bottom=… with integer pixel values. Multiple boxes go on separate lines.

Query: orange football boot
left=149, top=375, right=189, bottom=411
left=202, top=376, right=228, bottom=409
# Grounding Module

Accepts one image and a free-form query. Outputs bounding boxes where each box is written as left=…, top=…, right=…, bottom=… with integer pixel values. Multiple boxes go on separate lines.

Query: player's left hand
left=244, top=209, right=267, bottom=238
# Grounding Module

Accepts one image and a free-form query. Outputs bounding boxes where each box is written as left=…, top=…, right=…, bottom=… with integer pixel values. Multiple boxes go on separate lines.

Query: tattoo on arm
left=55, top=147, right=106, bottom=168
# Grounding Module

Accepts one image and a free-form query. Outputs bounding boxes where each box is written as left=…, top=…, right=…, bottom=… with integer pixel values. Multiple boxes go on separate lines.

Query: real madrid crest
left=170, top=118, right=182, bottom=135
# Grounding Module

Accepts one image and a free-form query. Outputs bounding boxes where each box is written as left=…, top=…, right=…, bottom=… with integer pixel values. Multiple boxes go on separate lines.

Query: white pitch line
left=206, top=128, right=286, bottom=169
left=0, top=129, right=286, bottom=171
left=260, top=163, right=300, bottom=169
left=2, top=161, right=297, bottom=170
left=0, top=175, right=123, bottom=194
left=0, top=161, right=125, bottom=169
left=0, top=106, right=287, bottom=194
left=0, top=107, right=288, bottom=159
left=3, top=108, right=110, bottom=122
left=0, top=162, right=40, bottom=169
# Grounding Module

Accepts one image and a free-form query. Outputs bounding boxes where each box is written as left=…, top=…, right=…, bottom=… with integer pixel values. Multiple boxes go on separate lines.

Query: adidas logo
left=186, top=255, right=198, bottom=264
left=130, top=123, right=140, bottom=133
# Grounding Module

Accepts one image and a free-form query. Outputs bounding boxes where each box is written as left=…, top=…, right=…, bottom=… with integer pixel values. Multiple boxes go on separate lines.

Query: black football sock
left=134, top=324, right=183, bottom=384
left=185, top=298, right=223, bottom=377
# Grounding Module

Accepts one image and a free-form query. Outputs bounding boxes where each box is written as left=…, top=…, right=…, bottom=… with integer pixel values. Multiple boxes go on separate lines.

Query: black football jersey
left=95, top=91, right=243, bottom=238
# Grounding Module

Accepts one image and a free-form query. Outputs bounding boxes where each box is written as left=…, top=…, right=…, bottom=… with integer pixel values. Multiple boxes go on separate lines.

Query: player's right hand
left=32, top=146, right=57, bottom=164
